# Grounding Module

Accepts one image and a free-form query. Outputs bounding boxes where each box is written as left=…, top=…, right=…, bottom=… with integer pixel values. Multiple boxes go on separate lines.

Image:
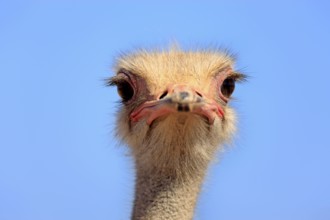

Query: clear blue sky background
left=1, top=1, right=330, bottom=220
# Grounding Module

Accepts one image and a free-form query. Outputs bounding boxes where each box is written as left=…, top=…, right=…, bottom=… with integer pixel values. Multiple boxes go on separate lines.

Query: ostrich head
left=108, top=47, right=245, bottom=219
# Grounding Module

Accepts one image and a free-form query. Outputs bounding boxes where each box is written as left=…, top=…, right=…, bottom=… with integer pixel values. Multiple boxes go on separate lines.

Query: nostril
left=159, top=91, right=168, bottom=99
left=196, top=91, right=203, bottom=97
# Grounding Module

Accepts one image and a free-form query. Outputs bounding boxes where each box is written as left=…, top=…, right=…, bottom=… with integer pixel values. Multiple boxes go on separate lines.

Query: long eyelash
left=106, top=69, right=137, bottom=87
left=106, top=76, right=126, bottom=87
left=230, top=72, right=248, bottom=82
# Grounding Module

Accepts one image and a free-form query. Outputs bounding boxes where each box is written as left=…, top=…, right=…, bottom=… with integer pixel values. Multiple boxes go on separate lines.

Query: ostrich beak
left=130, top=84, right=224, bottom=125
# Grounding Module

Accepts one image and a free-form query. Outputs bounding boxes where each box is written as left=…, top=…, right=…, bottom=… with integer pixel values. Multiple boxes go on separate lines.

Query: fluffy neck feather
left=131, top=142, right=211, bottom=220
left=129, top=116, right=223, bottom=220
left=116, top=106, right=236, bottom=220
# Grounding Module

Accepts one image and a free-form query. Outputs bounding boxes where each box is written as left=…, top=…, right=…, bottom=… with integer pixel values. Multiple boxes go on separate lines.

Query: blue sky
left=1, top=1, right=330, bottom=220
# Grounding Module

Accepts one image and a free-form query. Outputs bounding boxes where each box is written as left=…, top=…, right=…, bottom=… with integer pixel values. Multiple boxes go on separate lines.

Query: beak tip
left=177, top=104, right=190, bottom=112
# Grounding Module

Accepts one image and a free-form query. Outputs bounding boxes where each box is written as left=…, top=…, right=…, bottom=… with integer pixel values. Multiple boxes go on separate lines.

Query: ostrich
left=108, top=47, right=245, bottom=220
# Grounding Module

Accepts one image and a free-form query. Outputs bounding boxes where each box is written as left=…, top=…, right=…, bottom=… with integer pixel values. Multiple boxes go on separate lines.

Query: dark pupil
left=221, top=78, right=235, bottom=98
left=117, top=81, right=134, bottom=102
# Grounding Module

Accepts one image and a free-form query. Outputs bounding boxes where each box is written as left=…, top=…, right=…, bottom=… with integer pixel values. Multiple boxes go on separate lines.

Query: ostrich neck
left=132, top=169, right=205, bottom=220
left=131, top=143, right=211, bottom=220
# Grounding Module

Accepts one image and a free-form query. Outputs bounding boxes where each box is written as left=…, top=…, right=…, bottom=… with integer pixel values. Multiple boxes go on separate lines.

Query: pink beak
left=130, top=84, right=224, bottom=125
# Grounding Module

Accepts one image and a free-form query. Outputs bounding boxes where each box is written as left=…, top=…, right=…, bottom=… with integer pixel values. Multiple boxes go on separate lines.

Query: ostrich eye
left=117, top=80, right=134, bottom=102
left=221, top=77, right=235, bottom=98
